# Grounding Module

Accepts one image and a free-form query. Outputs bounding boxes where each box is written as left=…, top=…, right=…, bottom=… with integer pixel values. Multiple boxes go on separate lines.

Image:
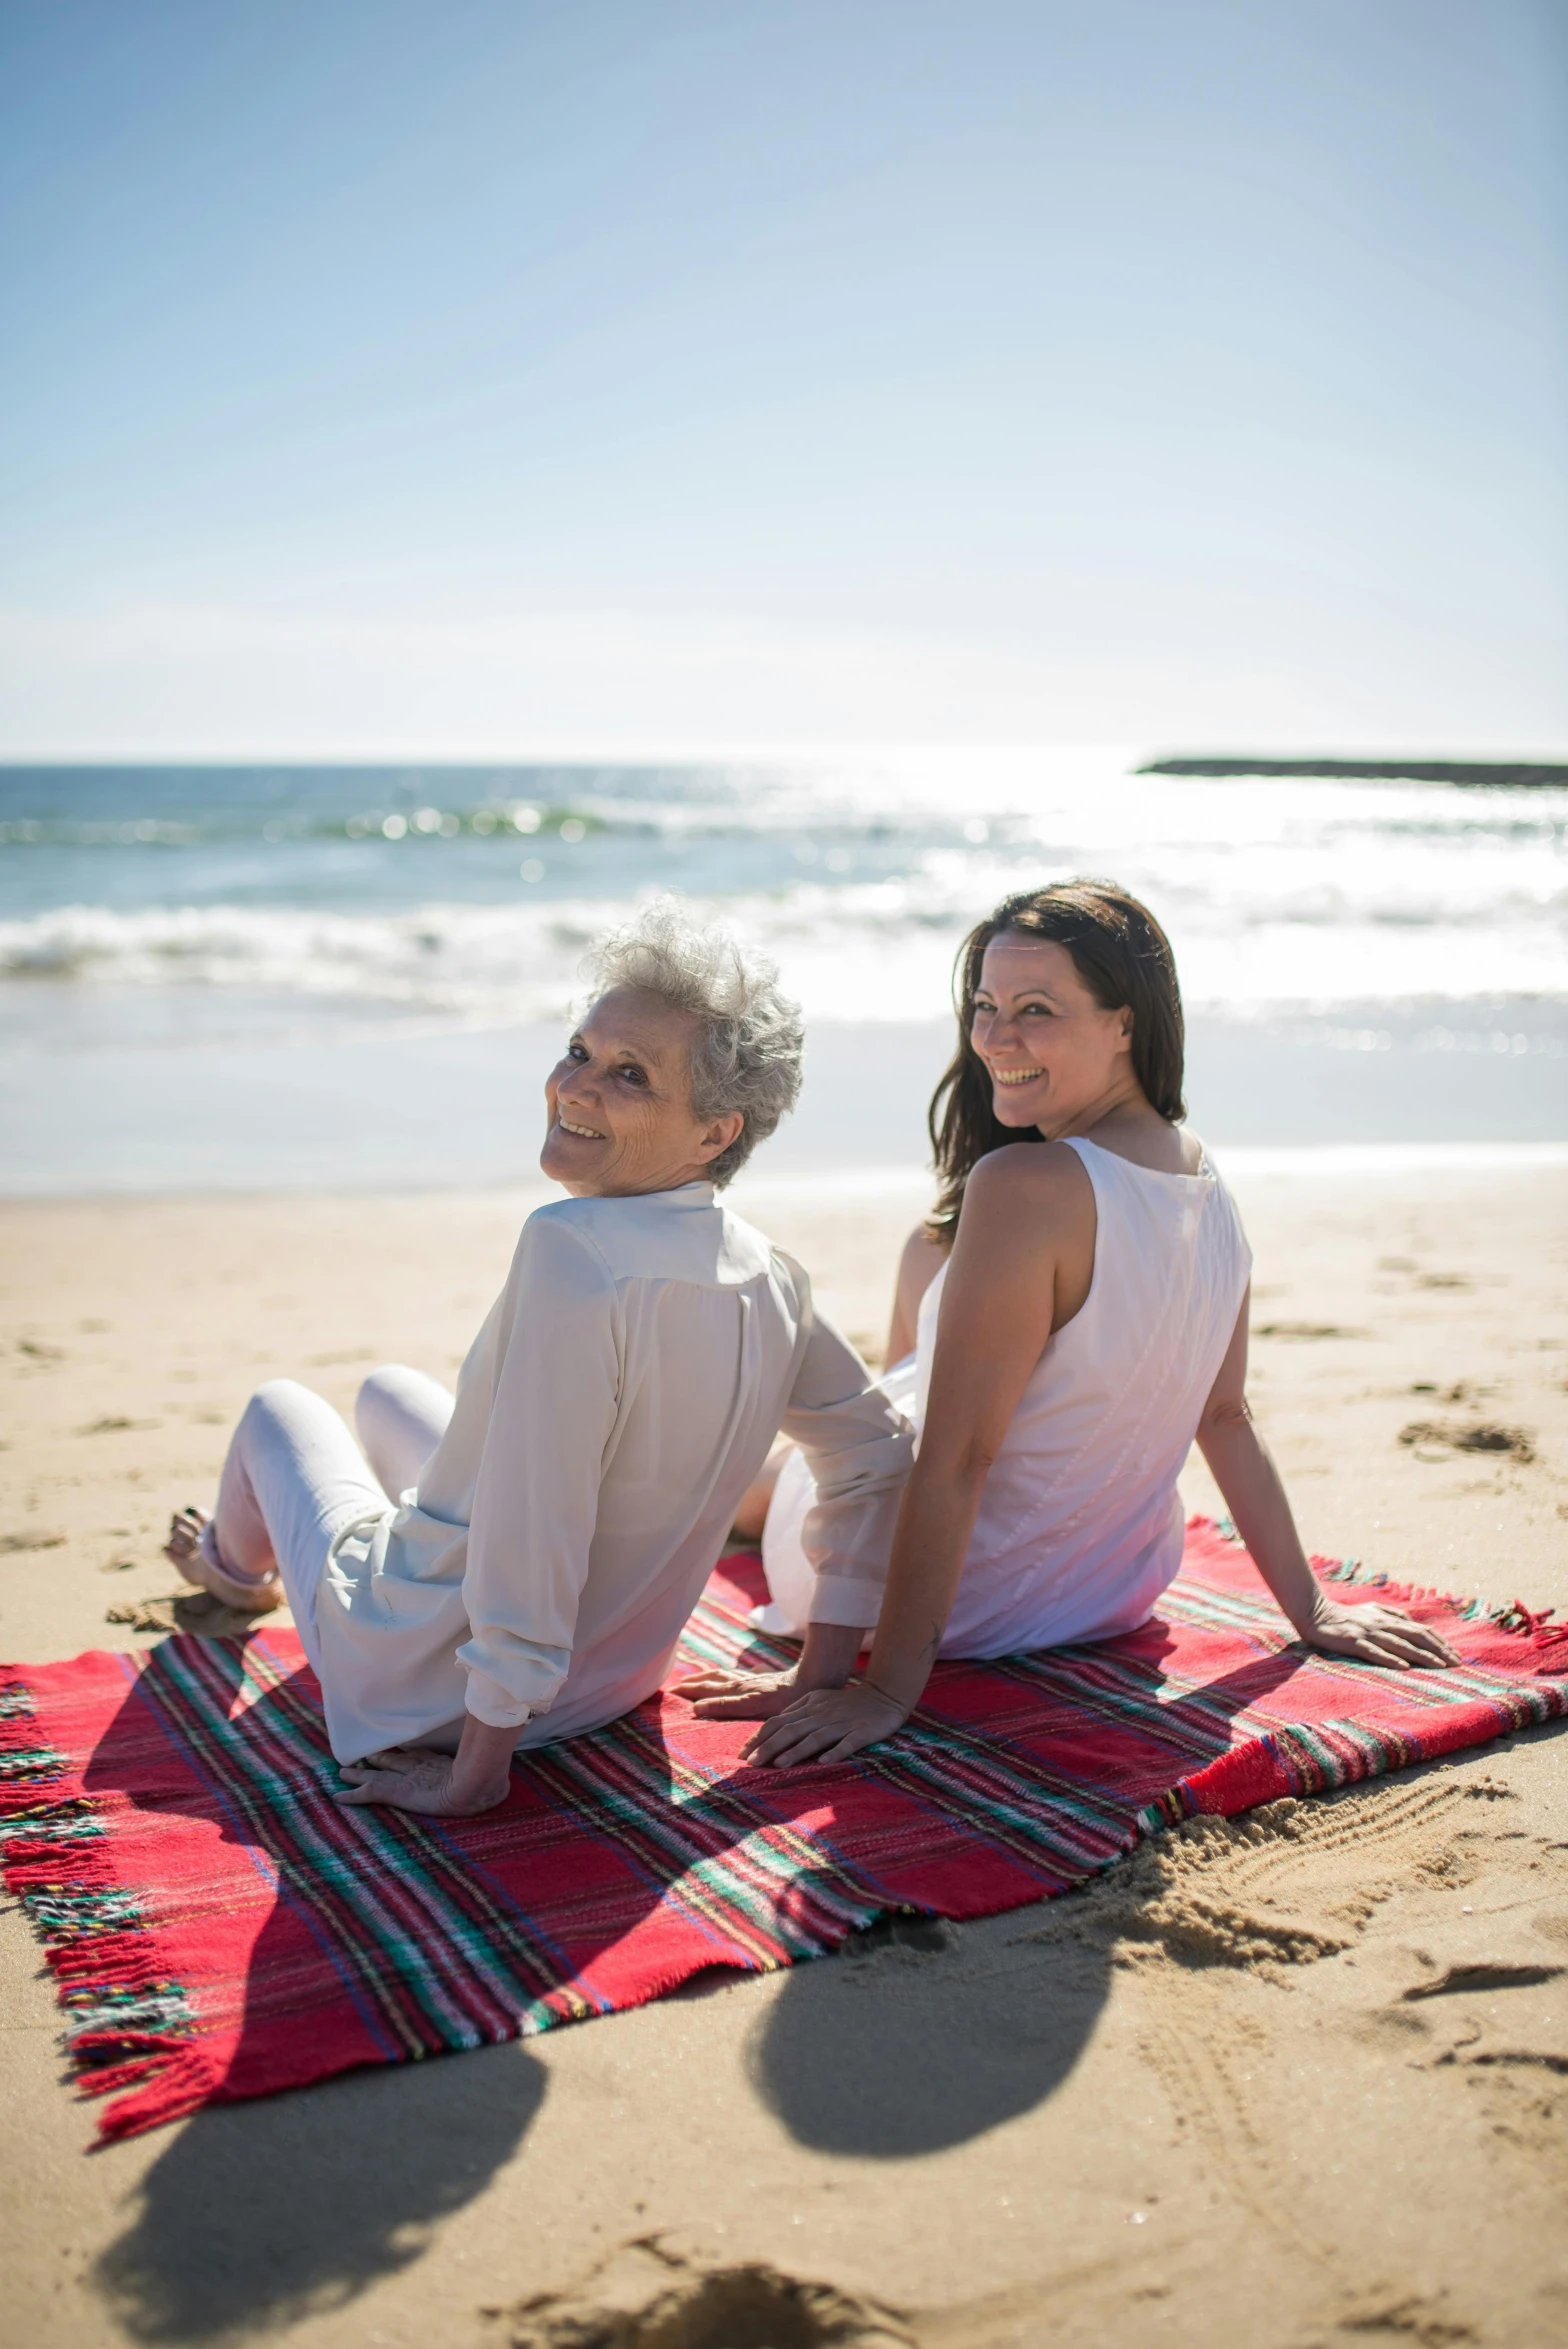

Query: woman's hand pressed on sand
left=741, top=1679, right=909, bottom=1768
left=1299, top=1597, right=1458, bottom=1671
left=333, top=1717, right=518, bottom=1817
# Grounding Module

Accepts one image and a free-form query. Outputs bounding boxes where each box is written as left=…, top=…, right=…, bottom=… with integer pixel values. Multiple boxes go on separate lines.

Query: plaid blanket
left=2, top=1519, right=1563, bottom=2141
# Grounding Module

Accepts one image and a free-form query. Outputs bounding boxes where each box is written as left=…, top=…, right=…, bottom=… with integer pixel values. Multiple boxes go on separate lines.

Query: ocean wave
left=0, top=801, right=616, bottom=849
left=3, top=876, right=1565, bottom=1024
left=3, top=758, right=1564, bottom=1025
left=0, top=899, right=620, bottom=1019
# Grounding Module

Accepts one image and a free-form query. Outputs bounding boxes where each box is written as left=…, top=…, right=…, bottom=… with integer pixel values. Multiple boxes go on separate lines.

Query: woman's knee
left=233, top=1381, right=350, bottom=1483
left=242, top=1378, right=324, bottom=1437
left=355, top=1364, right=452, bottom=1497
left=355, top=1364, right=453, bottom=1440
left=355, top=1365, right=413, bottom=1442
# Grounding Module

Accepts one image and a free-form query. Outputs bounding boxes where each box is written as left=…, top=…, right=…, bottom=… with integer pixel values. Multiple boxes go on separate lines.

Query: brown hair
left=926, top=878, right=1186, bottom=1244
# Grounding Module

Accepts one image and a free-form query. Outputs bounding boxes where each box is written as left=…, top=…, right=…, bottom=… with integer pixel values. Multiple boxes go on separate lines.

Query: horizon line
left=5, top=738, right=1568, bottom=769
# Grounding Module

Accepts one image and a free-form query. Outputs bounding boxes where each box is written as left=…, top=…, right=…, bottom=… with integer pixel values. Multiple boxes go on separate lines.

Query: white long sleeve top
left=311, top=1181, right=912, bottom=1763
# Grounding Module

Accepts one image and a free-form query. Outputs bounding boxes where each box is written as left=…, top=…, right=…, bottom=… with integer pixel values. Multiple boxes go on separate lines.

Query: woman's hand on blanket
left=333, top=1727, right=515, bottom=1817
left=677, top=1621, right=869, bottom=1720
left=1300, top=1598, right=1459, bottom=1671
left=334, top=1747, right=483, bottom=1815
left=676, top=1666, right=808, bottom=1719
left=740, top=1680, right=909, bottom=1768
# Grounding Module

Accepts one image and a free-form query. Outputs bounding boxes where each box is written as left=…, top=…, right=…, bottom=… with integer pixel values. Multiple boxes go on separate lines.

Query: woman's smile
left=989, top=1066, right=1044, bottom=1088
left=554, top=1114, right=605, bottom=1140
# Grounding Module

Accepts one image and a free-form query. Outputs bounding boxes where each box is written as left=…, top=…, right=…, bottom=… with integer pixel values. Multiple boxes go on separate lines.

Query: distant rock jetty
left=1137, top=755, right=1568, bottom=788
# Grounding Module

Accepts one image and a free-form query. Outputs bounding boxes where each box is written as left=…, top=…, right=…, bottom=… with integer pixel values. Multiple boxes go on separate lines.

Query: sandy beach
left=8, top=1, right=1567, bottom=2339
left=2, top=1161, right=1566, bottom=2349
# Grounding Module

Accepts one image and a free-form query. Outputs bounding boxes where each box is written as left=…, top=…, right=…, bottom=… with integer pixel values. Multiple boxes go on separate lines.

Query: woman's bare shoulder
left=964, top=1139, right=1092, bottom=1198
left=945, top=1145, right=1094, bottom=1320
left=958, top=1141, right=1094, bottom=1238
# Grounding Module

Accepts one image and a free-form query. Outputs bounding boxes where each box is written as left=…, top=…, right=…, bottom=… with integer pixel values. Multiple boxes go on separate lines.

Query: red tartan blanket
left=2, top=1520, right=1563, bottom=2143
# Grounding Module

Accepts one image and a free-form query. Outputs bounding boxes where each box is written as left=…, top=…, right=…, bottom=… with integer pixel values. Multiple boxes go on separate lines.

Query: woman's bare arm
left=884, top=1223, right=948, bottom=1368
left=1196, top=1293, right=1457, bottom=1669
left=744, top=1146, right=1092, bottom=1763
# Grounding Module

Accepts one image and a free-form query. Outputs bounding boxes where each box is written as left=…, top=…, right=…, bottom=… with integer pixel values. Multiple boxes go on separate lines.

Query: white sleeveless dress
left=759, top=1137, right=1253, bottom=1657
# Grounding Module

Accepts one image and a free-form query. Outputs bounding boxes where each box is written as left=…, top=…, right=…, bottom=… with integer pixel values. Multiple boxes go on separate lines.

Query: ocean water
left=2, top=753, right=1565, bottom=1193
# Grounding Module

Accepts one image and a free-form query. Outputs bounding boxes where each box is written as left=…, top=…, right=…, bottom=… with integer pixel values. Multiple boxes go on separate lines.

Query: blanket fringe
left=0, top=1665, right=199, bottom=2127
left=94, top=2056, right=222, bottom=2141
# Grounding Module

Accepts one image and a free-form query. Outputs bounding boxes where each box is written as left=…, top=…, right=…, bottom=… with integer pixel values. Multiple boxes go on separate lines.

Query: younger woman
left=682, top=880, right=1454, bottom=1762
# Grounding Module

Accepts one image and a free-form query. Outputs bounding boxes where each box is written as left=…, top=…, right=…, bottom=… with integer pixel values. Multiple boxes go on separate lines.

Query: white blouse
left=761, top=1138, right=1252, bottom=1657
left=312, top=1181, right=913, bottom=1762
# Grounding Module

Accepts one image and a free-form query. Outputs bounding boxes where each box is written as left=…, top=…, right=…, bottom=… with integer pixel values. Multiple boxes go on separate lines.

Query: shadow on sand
left=746, top=1904, right=1112, bottom=2157
left=93, top=2035, right=546, bottom=2341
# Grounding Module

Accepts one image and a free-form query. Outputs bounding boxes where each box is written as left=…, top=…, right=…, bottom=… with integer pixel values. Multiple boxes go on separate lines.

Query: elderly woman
left=684, top=879, right=1456, bottom=1763
left=164, top=906, right=913, bottom=1815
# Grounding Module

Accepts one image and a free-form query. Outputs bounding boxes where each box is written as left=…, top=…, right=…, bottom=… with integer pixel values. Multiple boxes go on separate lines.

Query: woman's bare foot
left=163, top=1507, right=283, bottom=1614
left=163, top=1506, right=208, bottom=1571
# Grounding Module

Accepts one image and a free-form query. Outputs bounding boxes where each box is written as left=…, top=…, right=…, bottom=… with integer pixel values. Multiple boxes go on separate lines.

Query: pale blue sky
left=2, top=0, right=1564, bottom=752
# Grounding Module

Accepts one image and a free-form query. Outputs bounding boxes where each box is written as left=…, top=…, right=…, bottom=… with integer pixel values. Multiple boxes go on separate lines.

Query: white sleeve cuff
left=461, top=1665, right=535, bottom=1731
left=806, top=1573, right=885, bottom=1628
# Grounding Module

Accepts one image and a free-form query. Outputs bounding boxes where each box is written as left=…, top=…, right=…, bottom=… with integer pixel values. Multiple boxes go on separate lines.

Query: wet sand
left=1, top=1163, right=1565, bottom=2349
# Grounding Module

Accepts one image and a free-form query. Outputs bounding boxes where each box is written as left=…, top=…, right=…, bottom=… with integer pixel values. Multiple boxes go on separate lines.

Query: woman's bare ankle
left=164, top=1507, right=281, bottom=1610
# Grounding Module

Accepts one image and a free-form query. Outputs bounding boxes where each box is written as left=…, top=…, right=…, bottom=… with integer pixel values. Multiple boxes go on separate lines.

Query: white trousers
left=203, top=1365, right=454, bottom=1679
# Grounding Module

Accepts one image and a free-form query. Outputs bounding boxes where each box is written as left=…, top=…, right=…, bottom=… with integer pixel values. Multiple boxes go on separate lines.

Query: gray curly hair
left=583, top=901, right=804, bottom=1186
